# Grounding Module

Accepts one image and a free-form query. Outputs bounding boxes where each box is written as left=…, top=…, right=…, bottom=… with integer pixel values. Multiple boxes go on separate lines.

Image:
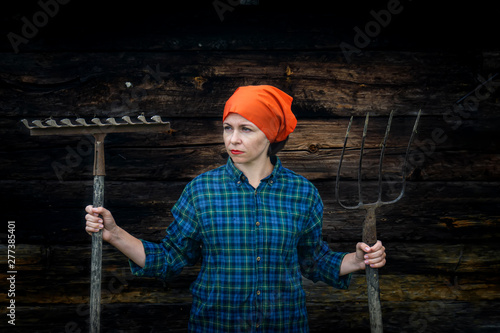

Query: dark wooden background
left=1, top=1, right=499, bottom=332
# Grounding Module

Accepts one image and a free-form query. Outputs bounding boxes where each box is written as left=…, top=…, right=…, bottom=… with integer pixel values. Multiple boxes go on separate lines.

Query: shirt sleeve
left=297, top=190, right=352, bottom=289
left=129, top=183, right=202, bottom=281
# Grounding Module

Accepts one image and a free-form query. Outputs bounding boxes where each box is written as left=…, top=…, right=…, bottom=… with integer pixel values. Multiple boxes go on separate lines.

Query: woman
left=85, top=85, right=386, bottom=332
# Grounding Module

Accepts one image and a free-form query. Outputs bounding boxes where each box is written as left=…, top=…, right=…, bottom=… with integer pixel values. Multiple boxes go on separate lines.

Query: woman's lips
left=231, top=150, right=244, bottom=155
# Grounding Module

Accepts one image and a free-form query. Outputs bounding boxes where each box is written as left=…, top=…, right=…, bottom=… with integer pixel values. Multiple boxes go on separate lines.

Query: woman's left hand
left=355, top=240, right=386, bottom=269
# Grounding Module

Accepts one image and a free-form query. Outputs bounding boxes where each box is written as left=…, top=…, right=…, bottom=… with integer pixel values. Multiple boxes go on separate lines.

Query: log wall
left=1, top=1, right=499, bottom=332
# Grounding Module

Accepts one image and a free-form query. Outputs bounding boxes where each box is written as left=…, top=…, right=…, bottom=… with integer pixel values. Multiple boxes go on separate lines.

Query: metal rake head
left=335, top=110, right=421, bottom=210
left=21, top=115, right=170, bottom=136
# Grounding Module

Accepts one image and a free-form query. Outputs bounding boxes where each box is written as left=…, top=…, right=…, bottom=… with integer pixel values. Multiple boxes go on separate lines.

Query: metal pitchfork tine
left=21, top=115, right=171, bottom=333
left=335, top=109, right=421, bottom=333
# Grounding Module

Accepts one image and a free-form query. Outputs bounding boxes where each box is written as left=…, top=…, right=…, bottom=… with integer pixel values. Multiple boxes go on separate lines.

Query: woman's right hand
left=85, top=205, right=119, bottom=243
left=85, top=205, right=146, bottom=267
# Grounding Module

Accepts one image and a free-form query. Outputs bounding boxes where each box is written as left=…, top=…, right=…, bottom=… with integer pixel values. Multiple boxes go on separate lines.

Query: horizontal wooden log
left=1, top=51, right=499, bottom=118
left=1, top=272, right=498, bottom=321
left=1, top=180, right=499, bottom=245
left=5, top=114, right=499, bottom=153
left=1, top=264, right=499, bottom=332
left=2, top=240, right=499, bottom=296
left=3, top=145, right=500, bottom=182
left=1, top=237, right=499, bottom=317
left=2, top=300, right=499, bottom=333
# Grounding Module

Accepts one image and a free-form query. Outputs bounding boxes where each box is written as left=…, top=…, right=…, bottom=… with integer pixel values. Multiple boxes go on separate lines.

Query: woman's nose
left=230, top=130, right=242, bottom=144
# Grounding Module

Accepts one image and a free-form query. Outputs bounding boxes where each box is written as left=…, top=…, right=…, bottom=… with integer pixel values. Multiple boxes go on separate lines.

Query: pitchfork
left=22, top=115, right=171, bottom=333
left=335, top=110, right=421, bottom=333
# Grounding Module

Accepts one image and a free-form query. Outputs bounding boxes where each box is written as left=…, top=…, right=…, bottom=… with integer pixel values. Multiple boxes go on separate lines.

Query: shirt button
left=256, top=290, right=261, bottom=296
left=257, top=257, right=261, bottom=262
left=256, top=221, right=260, bottom=227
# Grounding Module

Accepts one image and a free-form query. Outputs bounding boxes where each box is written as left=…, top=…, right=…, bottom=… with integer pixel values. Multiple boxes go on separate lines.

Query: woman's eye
left=224, top=126, right=232, bottom=131
left=242, top=127, right=252, bottom=132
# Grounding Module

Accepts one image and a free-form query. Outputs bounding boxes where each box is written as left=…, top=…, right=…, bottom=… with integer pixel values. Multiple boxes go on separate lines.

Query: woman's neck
left=235, top=158, right=274, bottom=189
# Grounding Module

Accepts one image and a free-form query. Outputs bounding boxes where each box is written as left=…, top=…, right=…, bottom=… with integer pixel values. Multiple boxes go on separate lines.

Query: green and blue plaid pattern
left=130, top=157, right=351, bottom=332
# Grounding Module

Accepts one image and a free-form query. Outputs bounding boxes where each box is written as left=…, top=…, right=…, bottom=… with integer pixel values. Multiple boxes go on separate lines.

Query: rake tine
left=91, top=118, right=105, bottom=126
left=46, top=119, right=62, bottom=128
left=32, top=120, right=48, bottom=128
left=137, top=115, right=148, bottom=124
left=376, top=110, right=395, bottom=203
left=76, top=118, right=91, bottom=126
left=151, top=115, right=164, bottom=123
left=21, top=119, right=34, bottom=129
left=381, top=109, right=421, bottom=206
left=60, top=119, right=78, bottom=127
left=122, top=116, right=134, bottom=125
left=106, top=117, right=119, bottom=126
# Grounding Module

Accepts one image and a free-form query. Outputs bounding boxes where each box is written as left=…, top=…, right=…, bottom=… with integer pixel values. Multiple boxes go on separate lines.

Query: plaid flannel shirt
left=130, top=157, right=351, bottom=332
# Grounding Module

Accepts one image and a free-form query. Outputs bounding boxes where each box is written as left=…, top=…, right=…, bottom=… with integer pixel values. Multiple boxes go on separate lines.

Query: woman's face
left=223, top=113, right=270, bottom=168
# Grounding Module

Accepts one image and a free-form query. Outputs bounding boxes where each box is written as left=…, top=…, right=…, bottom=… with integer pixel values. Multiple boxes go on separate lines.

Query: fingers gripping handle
left=362, top=206, right=383, bottom=333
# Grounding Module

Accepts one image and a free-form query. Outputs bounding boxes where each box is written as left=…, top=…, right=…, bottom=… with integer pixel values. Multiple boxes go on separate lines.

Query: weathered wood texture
left=1, top=1, right=499, bottom=332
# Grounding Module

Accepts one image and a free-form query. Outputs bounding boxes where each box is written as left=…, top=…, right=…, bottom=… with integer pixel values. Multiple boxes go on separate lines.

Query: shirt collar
left=225, top=156, right=283, bottom=185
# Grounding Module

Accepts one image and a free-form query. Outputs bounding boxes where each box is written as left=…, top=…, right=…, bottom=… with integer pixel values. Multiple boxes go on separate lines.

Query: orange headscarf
left=223, top=85, right=297, bottom=143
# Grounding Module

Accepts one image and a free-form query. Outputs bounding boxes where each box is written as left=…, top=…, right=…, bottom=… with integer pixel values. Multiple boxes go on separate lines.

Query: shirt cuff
left=335, top=252, right=352, bottom=289
left=128, top=239, right=161, bottom=277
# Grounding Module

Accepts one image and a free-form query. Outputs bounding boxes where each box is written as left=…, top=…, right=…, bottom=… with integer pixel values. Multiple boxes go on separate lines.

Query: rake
left=335, top=110, right=421, bottom=333
left=22, top=115, right=171, bottom=333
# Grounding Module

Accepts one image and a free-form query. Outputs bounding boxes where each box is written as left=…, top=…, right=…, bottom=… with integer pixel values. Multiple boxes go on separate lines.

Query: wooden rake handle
left=21, top=116, right=171, bottom=333
left=90, top=133, right=106, bottom=333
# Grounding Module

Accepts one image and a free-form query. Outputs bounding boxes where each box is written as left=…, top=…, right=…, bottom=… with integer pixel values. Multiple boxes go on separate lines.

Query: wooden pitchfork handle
left=363, top=206, right=383, bottom=333
left=90, top=133, right=106, bottom=333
